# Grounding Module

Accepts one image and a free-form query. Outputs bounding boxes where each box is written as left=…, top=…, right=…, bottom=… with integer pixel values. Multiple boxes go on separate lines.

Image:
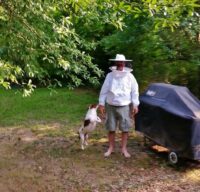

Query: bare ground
left=0, top=124, right=200, bottom=192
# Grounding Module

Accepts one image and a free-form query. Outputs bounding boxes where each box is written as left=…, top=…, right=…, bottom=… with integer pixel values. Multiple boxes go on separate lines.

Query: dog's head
left=85, top=104, right=101, bottom=123
left=88, top=104, right=99, bottom=110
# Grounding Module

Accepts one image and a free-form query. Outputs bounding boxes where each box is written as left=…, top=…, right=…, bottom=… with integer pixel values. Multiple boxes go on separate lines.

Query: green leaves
left=100, top=0, right=200, bottom=95
left=141, top=0, right=200, bottom=31
left=0, top=60, right=23, bottom=89
left=22, top=79, right=36, bottom=97
left=0, top=0, right=109, bottom=92
left=0, top=0, right=199, bottom=96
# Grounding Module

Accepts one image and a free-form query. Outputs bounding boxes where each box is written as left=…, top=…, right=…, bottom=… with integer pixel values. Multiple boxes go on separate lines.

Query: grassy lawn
left=0, top=88, right=98, bottom=126
left=0, top=87, right=100, bottom=138
left=0, top=89, right=98, bottom=126
left=0, top=88, right=200, bottom=192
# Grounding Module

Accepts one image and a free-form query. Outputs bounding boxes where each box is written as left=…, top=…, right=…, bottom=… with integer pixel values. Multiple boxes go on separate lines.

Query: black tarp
left=135, top=83, right=200, bottom=160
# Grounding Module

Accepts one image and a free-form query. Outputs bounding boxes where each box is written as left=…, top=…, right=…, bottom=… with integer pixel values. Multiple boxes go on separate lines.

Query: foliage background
left=0, top=0, right=199, bottom=96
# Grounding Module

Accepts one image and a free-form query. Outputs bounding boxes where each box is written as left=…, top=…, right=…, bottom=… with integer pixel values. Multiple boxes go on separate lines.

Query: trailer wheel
left=168, top=152, right=178, bottom=164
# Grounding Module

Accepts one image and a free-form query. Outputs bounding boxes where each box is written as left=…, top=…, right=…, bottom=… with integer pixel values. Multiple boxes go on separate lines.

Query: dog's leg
left=80, top=132, right=85, bottom=150
left=84, top=133, right=89, bottom=146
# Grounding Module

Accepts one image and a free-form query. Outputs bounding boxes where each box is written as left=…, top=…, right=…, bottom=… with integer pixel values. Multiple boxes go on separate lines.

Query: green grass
left=0, top=87, right=99, bottom=127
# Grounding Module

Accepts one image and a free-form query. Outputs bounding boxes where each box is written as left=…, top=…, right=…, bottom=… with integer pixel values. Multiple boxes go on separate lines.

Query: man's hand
left=98, top=105, right=106, bottom=119
left=131, top=106, right=139, bottom=118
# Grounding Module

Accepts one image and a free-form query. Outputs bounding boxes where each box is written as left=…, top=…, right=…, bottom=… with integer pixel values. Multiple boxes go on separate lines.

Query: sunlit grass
left=0, top=87, right=99, bottom=127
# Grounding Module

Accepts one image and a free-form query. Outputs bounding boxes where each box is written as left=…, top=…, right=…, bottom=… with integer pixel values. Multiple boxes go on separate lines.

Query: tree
left=0, top=0, right=199, bottom=96
left=100, top=0, right=200, bottom=95
left=0, top=0, right=122, bottom=95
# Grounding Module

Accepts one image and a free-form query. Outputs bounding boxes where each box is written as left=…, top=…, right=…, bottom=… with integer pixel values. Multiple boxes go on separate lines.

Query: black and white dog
left=78, top=104, right=101, bottom=150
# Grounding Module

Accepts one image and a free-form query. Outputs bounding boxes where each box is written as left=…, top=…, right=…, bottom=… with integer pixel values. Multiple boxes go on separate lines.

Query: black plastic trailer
left=135, top=83, right=200, bottom=164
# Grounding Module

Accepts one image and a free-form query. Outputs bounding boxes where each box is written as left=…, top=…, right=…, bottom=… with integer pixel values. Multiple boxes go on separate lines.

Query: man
left=98, top=54, right=139, bottom=158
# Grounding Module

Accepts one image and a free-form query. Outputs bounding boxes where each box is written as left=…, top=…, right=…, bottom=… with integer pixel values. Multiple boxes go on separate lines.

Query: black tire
left=168, top=152, right=178, bottom=165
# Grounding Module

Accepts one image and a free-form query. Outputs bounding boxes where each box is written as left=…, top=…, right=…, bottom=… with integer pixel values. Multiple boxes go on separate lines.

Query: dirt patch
left=0, top=126, right=200, bottom=192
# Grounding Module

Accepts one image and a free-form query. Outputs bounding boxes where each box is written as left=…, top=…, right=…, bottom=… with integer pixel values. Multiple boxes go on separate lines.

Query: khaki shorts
left=105, top=104, right=132, bottom=132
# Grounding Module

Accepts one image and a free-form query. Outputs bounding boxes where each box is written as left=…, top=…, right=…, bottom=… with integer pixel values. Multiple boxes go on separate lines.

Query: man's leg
left=104, top=131, right=115, bottom=157
left=121, top=132, right=131, bottom=158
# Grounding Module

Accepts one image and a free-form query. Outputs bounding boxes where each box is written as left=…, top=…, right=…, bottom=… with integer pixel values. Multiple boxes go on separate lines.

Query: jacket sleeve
left=99, top=73, right=111, bottom=106
left=130, top=74, right=140, bottom=107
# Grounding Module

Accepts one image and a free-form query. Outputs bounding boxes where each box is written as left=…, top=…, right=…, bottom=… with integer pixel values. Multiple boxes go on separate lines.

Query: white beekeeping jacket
left=99, top=66, right=139, bottom=107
